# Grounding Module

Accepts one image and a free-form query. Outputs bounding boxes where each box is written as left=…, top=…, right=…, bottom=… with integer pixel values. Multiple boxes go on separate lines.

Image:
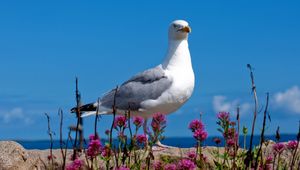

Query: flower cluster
left=151, top=113, right=166, bottom=133
left=187, top=150, right=197, bottom=160
left=66, top=158, right=83, bottom=170
left=86, top=135, right=101, bottom=158
left=217, top=112, right=237, bottom=148
left=101, top=144, right=112, bottom=159
left=136, top=134, right=147, bottom=145
left=177, top=159, right=196, bottom=170
left=193, top=128, right=208, bottom=142
left=189, top=119, right=208, bottom=142
left=153, top=161, right=163, bottom=170
left=188, top=120, right=204, bottom=132
left=286, top=140, right=298, bottom=150
left=114, top=115, right=127, bottom=129
left=115, top=165, right=130, bottom=170
left=213, top=137, right=221, bottom=145
left=217, top=112, right=230, bottom=121
left=133, top=116, right=144, bottom=128
left=273, top=142, right=285, bottom=154
left=164, top=163, right=177, bottom=170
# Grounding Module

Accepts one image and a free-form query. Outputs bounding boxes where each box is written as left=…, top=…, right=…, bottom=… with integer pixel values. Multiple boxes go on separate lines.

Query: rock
left=0, top=141, right=29, bottom=170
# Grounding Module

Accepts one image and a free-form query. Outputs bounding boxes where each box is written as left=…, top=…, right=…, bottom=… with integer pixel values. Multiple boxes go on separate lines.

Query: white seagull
left=72, top=20, right=195, bottom=146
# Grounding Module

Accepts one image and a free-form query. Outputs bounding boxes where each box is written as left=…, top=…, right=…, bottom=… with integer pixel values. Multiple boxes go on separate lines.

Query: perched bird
left=71, top=20, right=194, bottom=147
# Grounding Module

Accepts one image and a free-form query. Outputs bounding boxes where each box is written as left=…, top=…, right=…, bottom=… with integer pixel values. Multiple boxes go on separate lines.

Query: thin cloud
left=273, top=86, right=300, bottom=114
left=213, top=95, right=251, bottom=115
left=0, top=107, right=33, bottom=125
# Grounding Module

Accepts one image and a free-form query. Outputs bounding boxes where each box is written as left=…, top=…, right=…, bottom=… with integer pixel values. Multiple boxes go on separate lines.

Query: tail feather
left=70, top=103, right=97, bottom=113
left=70, top=102, right=110, bottom=117
left=81, top=110, right=108, bottom=117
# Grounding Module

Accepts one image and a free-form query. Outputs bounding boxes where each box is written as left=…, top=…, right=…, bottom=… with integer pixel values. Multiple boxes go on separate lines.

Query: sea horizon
left=11, top=134, right=298, bottom=150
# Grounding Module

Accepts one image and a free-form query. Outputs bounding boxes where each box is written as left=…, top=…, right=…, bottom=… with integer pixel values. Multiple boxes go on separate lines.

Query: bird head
left=168, top=20, right=191, bottom=40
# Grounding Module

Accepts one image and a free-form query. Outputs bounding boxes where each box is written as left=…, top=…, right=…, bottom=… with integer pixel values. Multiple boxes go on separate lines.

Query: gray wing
left=100, top=66, right=172, bottom=111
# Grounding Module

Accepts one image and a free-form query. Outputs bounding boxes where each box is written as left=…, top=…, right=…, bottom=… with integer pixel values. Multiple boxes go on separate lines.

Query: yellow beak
left=180, top=26, right=191, bottom=33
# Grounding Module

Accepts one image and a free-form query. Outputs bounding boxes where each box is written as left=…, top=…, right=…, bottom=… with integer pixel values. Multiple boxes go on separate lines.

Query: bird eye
left=173, top=24, right=178, bottom=28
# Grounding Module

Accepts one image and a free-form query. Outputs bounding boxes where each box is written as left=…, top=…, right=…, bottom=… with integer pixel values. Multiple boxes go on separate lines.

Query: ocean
left=15, top=134, right=297, bottom=150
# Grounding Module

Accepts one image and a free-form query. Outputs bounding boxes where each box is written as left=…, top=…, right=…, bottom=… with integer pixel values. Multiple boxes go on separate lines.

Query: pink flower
left=165, top=163, right=176, bottom=170
left=133, top=116, right=144, bottom=127
left=213, top=137, right=221, bottom=145
left=105, top=129, right=110, bottom=135
left=47, top=154, right=55, bottom=160
left=136, top=134, right=147, bottom=145
left=217, top=112, right=230, bottom=121
left=89, top=134, right=97, bottom=140
left=87, top=136, right=101, bottom=158
left=188, top=120, right=204, bottom=132
left=266, top=155, right=273, bottom=164
left=66, top=158, right=83, bottom=170
left=193, top=129, right=208, bottom=142
left=101, top=145, right=112, bottom=158
left=114, top=116, right=127, bottom=129
left=273, top=142, right=285, bottom=154
left=151, top=113, right=166, bottom=132
left=115, top=166, right=130, bottom=170
left=177, top=159, right=196, bottom=170
left=226, top=139, right=236, bottom=147
left=153, top=161, right=163, bottom=170
left=286, top=140, right=298, bottom=150
left=187, top=150, right=197, bottom=159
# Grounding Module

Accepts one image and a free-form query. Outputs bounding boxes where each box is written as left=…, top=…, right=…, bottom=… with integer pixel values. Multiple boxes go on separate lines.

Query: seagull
left=71, top=20, right=195, bottom=147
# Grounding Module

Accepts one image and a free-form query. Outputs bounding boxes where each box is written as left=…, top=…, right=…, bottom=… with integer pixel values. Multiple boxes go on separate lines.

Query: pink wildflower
left=136, top=134, right=147, bottom=145
left=217, top=112, right=230, bottom=121
left=87, top=135, right=101, bottom=158
left=188, top=119, right=204, bottom=132
left=133, top=116, right=144, bottom=127
left=266, top=155, right=273, bottom=164
left=193, top=129, right=208, bottom=142
left=114, top=116, right=127, bottom=129
left=187, top=150, right=197, bottom=159
left=115, top=166, right=130, bottom=170
left=105, top=129, right=110, bottom=135
left=153, top=161, right=163, bottom=170
left=273, top=142, right=285, bottom=154
left=165, top=163, right=177, bottom=170
left=66, top=158, right=83, bottom=170
left=226, top=138, right=236, bottom=147
left=286, top=140, right=298, bottom=150
left=101, top=145, right=112, bottom=158
left=177, top=159, right=196, bottom=170
left=213, top=137, right=221, bottom=145
left=151, top=113, right=166, bottom=132
left=89, top=134, right=97, bottom=140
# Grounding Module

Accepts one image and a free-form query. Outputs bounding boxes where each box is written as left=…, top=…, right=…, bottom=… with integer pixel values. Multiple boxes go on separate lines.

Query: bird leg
left=155, top=140, right=174, bottom=148
left=143, top=118, right=174, bottom=149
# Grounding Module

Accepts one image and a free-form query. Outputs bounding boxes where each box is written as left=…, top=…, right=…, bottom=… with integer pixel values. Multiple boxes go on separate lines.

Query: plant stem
left=245, top=64, right=259, bottom=168
left=255, top=93, right=269, bottom=170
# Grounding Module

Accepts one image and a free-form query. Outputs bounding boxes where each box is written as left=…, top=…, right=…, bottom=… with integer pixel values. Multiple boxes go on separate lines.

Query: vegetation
left=44, top=65, right=299, bottom=170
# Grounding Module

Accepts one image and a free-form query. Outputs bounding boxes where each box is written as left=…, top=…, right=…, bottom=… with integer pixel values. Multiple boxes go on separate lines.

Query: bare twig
left=245, top=64, right=259, bottom=168
left=58, top=109, right=67, bottom=170
left=254, top=93, right=269, bottom=170
left=276, top=126, right=280, bottom=142
left=73, top=77, right=82, bottom=160
left=45, top=113, right=54, bottom=168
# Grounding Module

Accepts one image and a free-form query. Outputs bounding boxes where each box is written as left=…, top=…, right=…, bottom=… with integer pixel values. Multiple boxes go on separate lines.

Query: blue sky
left=0, top=0, right=299, bottom=140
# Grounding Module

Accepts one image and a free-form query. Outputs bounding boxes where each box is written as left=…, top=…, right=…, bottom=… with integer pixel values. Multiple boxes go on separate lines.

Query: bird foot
left=152, top=140, right=175, bottom=151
